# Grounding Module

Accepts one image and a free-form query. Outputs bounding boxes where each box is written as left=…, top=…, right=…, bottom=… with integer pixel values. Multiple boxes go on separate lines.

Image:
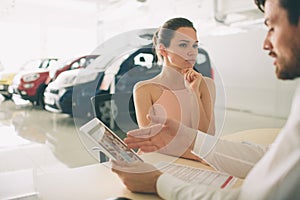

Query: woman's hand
left=182, top=68, right=203, bottom=92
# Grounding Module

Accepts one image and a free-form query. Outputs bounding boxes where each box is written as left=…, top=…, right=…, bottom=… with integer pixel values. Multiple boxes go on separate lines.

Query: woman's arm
left=198, top=77, right=216, bottom=134
left=183, top=69, right=216, bottom=134
left=133, top=83, right=155, bottom=127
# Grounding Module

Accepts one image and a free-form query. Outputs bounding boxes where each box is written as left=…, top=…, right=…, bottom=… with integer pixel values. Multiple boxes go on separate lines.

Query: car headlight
left=23, top=83, right=34, bottom=89
left=23, top=73, right=40, bottom=82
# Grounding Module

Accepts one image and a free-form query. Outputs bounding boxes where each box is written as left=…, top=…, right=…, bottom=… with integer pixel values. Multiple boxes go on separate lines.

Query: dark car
left=72, top=43, right=162, bottom=120
left=9, top=58, right=58, bottom=106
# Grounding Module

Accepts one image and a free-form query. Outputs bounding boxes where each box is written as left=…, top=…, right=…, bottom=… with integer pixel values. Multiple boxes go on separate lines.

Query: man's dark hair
left=254, top=0, right=300, bottom=25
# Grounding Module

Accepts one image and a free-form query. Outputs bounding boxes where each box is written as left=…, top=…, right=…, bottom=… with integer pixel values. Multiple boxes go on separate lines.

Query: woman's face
left=163, top=27, right=198, bottom=71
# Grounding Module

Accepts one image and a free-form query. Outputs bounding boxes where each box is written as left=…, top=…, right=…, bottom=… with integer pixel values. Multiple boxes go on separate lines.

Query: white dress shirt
left=157, top=85, right=300, bottom=200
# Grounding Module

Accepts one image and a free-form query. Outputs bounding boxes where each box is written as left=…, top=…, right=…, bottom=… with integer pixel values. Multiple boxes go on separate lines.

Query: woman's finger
left=147, top=114, right=167, bottom=125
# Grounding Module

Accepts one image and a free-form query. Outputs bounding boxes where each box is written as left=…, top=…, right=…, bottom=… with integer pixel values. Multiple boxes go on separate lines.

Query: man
left=112, top=0, right=300, bottom=199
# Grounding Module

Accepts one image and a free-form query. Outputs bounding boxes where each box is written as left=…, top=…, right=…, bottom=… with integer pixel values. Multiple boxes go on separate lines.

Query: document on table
left=155, top=162, right=237, bottom=189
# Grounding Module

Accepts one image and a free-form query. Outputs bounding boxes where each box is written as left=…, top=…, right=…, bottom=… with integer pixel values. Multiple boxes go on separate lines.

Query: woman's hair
left=254, top=0, right=300, bottom=25
left=153, top=17, right=196, bottom=61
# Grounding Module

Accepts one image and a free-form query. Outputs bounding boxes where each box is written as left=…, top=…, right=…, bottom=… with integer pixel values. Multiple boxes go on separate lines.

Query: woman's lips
left=186, top=59, right=196, bottom=63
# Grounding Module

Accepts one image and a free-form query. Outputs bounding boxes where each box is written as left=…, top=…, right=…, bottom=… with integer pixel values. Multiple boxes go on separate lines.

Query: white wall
left=96, top=0, right=214, bottom=41
left=0, top=0, right=98, bottom=71
left=200, top=27, right=299, bottom=118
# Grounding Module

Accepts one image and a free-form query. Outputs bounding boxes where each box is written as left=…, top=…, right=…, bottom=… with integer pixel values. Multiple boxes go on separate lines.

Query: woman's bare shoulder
left=201, top=77, right=215, bottom=89
left=200, top=77, right=216, bottom=100
left=134, top=77, right=162, bottom=92
left=203, top=77, right=214, bottom=83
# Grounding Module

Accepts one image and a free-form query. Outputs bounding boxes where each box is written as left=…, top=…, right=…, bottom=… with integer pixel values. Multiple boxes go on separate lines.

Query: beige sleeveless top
left=152, top=88, right=199, bottom=129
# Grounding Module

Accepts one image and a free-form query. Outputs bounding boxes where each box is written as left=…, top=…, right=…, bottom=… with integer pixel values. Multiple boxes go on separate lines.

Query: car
left=0, top=70, right=17, bottom=100
left=9, top=58, right=58, bottom=106
left=43, top=55, right=99, bottom=114
left=0, top=61, right=45, bottom=100
left=73, top=43, right=162, bottom=120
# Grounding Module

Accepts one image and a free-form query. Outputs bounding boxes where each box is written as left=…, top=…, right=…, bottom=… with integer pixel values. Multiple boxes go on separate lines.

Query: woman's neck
left=157, top=65, right=186, bottom=90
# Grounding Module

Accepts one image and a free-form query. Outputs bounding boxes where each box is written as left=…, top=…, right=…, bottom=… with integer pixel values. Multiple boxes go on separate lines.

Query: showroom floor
left=0, top=99, right=287, bottom=174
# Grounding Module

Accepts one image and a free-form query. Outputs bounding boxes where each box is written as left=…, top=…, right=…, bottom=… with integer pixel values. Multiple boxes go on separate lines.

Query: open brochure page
left=155, top=162, right=236, bottom=189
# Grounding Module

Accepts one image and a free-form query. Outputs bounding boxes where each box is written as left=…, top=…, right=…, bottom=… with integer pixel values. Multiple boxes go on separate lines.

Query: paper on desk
left=0, top=169, right=39, bottom=200
left=155, top=162, right=237, bottom=189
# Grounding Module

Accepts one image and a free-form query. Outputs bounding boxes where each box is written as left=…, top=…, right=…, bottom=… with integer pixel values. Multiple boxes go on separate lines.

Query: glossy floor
left=0, top=99, right=286, bottom=174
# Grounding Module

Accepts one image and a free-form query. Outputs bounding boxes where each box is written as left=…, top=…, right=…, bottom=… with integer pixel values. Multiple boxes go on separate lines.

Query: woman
left=134, top=18, right=215, bottom=160
left=134, top=17, right=215, bottom=133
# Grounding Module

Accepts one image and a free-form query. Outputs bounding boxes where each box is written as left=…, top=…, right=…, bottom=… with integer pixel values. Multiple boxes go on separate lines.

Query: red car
left=9, top=58, right=58, bottom=106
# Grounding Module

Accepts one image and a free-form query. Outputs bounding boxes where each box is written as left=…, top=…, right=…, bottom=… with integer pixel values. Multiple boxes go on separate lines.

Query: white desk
left=221, top=128, right=280, bottom=145
left=36, top=128, right=280, bottom=200
left=36, top=152, right=212, bottom=200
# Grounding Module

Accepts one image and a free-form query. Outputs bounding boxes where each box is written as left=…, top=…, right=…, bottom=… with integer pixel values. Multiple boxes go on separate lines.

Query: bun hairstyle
left=153, top=17, right=196, bottom=61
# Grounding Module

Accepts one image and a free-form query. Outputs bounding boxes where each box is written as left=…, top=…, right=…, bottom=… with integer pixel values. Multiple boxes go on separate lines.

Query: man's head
left=255, top=0, right=300, bottom=25
left=255, top=0, right=300, bottom=80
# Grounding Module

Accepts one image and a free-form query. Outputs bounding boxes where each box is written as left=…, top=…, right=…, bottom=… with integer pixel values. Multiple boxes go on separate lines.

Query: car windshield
left=41, top=59, right=57, bottom=69
left=48, top=58, right=75, bottom=71
left=79, top=55, right=99, bottom=69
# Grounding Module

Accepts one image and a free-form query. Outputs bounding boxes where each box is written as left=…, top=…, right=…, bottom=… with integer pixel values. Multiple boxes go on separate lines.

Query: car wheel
left=36, top=84, right=47, bottom=108
left=2, top=94, right=12, bottom=100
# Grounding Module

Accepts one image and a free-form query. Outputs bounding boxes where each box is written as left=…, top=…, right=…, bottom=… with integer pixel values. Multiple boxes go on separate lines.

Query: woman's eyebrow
left=178, top=39, right=199, bottom=43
